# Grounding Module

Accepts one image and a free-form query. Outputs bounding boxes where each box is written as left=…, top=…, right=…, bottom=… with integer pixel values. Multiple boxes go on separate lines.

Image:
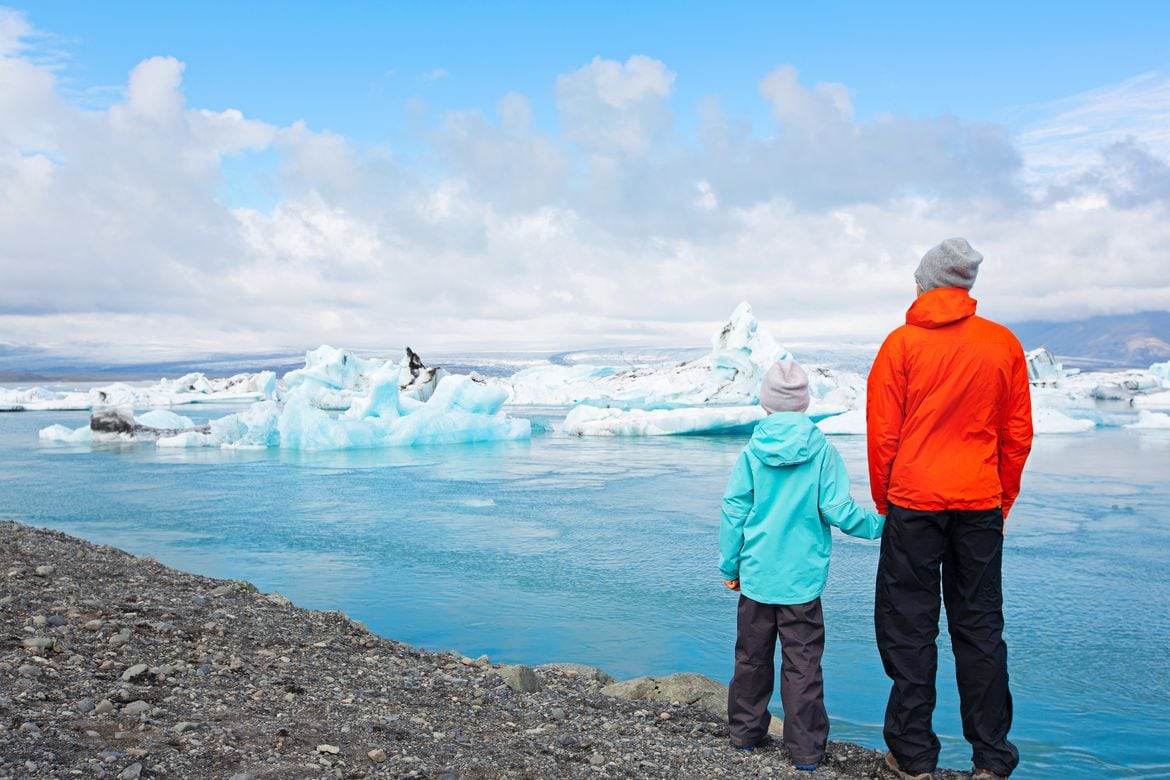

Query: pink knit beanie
left=759, top=360, right=810, bottom=414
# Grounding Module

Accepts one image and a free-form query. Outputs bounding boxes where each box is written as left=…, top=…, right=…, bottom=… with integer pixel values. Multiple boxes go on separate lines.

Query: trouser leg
left=777, top=597, right=829, bottom=765
left=943, top=508, right=1019, bottom=776
left=875, top=504, right=947, bottom=774
left=728, top=595, right=777, bottom=745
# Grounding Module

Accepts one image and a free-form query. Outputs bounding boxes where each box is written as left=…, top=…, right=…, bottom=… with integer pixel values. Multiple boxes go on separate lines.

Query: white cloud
left=1016, top=71, right=1170, bottom=178
left=422, top=67, right=448, bottom=83
left=556, top=55, right=675, bottom=156
left=0, top=9, right=1168, bottom=363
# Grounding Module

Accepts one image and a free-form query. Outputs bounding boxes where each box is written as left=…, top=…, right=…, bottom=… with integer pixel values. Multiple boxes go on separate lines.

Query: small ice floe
left=1125, top=410, right=1170, bottom=430
left=562, top=405, right=765, bottom=436
left=1032, top=408, right=1095, bottom=434
left=815, top=409, right=867, bottom=435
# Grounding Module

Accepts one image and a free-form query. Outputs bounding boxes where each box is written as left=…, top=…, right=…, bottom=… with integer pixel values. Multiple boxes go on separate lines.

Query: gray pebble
left=79, top=698, right=96, bottom=713
left=119, top=762, right=143, bottom=780
left=121, top=663, right=149, bottom=682
left=95, top=699, right=116, bottom=715
left=122, top=700, right=150, bottom=716
left=18, top=664, right=42, bottom=678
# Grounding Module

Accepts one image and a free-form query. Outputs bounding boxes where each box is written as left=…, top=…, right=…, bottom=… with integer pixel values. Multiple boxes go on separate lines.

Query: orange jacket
left=866, top=288, right=1033, bottom=519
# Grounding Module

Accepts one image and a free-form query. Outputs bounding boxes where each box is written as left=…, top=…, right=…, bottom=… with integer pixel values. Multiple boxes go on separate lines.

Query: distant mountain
left=1007, top=311, right=1170, bottom=369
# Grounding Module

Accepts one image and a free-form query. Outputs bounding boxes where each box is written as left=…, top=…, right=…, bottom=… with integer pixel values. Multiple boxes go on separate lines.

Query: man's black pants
left=875, top=504, right=1019, bottom=776
left=728, top=595, right=829, bottom=765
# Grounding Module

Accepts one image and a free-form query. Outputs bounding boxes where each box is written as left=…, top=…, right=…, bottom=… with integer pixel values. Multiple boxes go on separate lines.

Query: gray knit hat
left=915, top=237, right=983, bottom=291
left=759, top=360, right=810, bottom=414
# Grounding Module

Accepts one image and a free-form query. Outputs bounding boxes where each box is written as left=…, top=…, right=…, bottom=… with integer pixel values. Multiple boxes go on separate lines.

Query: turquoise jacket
left=719, top=412, right=884, bottom=605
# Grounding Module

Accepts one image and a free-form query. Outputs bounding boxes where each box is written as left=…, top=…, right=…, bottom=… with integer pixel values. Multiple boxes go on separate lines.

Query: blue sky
left=28, top=1, right=1170, bottom=140
left=2, top=2, right=1170, bottom=358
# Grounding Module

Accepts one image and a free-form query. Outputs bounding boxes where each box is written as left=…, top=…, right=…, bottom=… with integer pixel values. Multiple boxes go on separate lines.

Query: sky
left=2, top=1, right=1170, bottom=361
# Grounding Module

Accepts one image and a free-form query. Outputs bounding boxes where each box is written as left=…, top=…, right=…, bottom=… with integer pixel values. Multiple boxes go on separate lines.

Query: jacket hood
left=906, top=287, right=978, bottom=329
left=748, top=412, right=826, bottom=467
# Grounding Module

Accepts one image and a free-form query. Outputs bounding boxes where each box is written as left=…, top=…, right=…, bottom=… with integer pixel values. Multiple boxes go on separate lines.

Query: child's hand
left=723, top=579, right=740, bottom=592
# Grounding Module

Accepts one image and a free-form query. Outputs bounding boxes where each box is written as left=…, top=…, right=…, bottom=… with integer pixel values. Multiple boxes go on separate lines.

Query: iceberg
left=1125, top=410, right=1170, bottom=429
left=1025, top=348, right=1065, bottom=386
left=39, top=407, right=207, bottom=444
left=158, top=373, right=529, bottom=451
left=562, top=405, right=765, bottom=436
left=2, top=371, right=277, bottom=412
left=280, top=345, right=448, bottom=410
left=505, top=303, right=791, bottom=409
left=1150, top=361, right=1170, bottom=384
left=1134, top=391, right=1170, bottom=410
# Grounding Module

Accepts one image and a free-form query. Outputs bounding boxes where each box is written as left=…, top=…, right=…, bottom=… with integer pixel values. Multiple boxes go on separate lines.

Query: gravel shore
left=1, top=521, right=963, bottom=779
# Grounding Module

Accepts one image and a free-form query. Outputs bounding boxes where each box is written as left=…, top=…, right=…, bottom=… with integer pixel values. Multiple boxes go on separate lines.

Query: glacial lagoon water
left=2, top=405, right=1169, bottom=779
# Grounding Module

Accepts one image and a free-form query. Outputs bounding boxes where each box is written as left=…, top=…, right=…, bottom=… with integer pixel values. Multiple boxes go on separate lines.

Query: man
left=866, top=238, right=1033, bottom=780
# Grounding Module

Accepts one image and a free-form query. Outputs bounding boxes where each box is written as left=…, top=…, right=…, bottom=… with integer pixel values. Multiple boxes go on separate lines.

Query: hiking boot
left=971, top=770, right=1007, bottom=780
left=884, top=751, right=935, bottom=780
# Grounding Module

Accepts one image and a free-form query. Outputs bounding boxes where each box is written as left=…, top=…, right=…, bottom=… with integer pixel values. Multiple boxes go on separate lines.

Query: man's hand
left=723, top=579, right=740, bottom=592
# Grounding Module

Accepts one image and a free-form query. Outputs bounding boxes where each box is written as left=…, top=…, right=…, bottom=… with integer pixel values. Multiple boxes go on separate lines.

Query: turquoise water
left=2, top=406, right=1169, bottom=778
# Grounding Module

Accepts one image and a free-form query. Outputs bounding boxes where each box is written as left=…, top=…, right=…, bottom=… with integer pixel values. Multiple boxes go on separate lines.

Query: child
left=719, top=359, right=884, bottom=770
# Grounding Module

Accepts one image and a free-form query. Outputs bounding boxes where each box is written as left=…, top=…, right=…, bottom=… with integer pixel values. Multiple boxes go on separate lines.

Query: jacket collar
left=906, top=287, right=978, bottom=329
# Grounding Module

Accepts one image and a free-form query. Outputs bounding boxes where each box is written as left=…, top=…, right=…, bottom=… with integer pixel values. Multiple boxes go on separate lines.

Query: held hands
left=722, top=579, right=740, bottom=592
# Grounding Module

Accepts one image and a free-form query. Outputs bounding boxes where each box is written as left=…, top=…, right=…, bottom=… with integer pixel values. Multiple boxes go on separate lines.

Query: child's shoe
left=793, top=762, right=818, bottom=771
left=730, top=734, right=777, bottom=752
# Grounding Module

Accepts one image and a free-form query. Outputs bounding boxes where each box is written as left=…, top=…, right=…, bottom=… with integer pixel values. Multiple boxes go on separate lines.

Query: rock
left=35, top=564, right=55, bottom=577
left=368, top=748, right=387, bottom=763
left=589, top=753, right=605, bottom=766
left=599, top=676, right=657, bottom=701
left=22, top=637, right=54, bottom=652
left=495, top=664, right=542, bottom=693
left=264, top=592, right=292, bottom=607
left=79, top=698, right=96, bottom=714
left=95, top=699, right=116, bottom=715
left=602, top=672, right=745, bottom=722
left=122, top=700, right=150, bottom=716
left=122, top=663, right=149, bottom=682
left=536, top=662, right=617, bottom=685
left=210, top=585, right=233, bottom=597
left=18, top=664, right=42, bottom=678
left=316, top=744, right=340, bottom=754
left=119, top=762, right=143, bottom=780
left=550, top=706, right=566, bottom=721
left=84, top=619, right=103, bottom=631
left=173, top=722, right=198, bottom=734
left=20, top=721, right=41, bottom=735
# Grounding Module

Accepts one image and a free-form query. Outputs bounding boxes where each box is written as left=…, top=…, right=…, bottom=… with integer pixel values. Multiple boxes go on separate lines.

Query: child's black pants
left=728, top=595, right=828, bottom=764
